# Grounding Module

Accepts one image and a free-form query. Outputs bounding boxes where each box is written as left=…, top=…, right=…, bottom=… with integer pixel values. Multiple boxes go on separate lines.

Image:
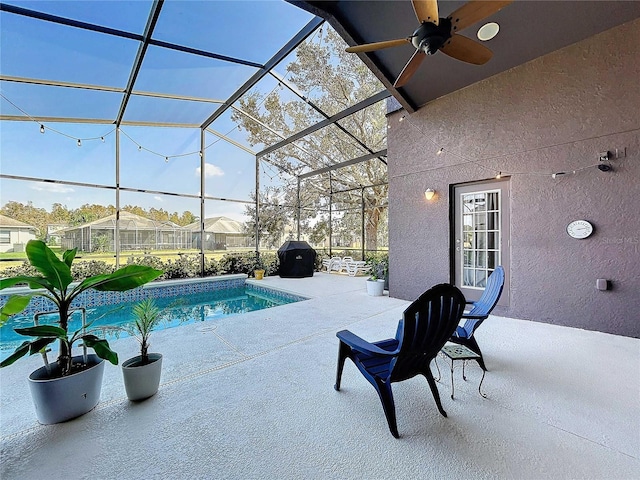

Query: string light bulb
left=165, top=156, right=169, bottom=163
left=100, top=136, right=105, bottom=142
left=138, top=145, right=142, bottom=151
left=399, top=115, right=406, bottom=122
left=496, top=171, right=502, bottom=179
left=436, top=147, right=444, bottom=155
left=77, top=139, right=82, bottom=147
left=40, top=124, right=45, bottom=134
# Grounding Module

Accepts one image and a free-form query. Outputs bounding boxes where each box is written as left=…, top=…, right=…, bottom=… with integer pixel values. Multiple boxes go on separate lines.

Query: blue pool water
left=0, top=286, right=302, bottom=352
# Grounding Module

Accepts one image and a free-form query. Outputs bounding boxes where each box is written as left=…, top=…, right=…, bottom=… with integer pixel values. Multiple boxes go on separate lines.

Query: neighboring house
left=46, top=224, right=68, bottom=246
left=184, top=216, right=251, bottom=250
left=59, top=212, right=190, bottom=252
left=0, top=214, right=38, bottom=253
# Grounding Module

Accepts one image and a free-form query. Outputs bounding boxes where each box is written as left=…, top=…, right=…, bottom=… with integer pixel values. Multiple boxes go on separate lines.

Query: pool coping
left=0, top=274, right=309, bottom=317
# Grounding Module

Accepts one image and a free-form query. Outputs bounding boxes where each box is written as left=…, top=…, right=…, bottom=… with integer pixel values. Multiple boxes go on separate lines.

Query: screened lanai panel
left=0, top=178, right=116, bottom=225
left=0, top=121, right=116, bottom=184
left=203, top=134, right=255, bottom=202
left=0, top=176, right=117, bottom=268
left=267, top=24, right=386, bottom=116
left=119, top=126, right=201, bottom=193
left=123, top=95, right=219, bottom=126
left=1, top=83, right=123, bottom=121
left=152, top=0, right=314, bottom=65
left=334, top=100, right=388, bottom=152
left=210, top=108, right=275, bottom=153
left=258, top=156, right=297, bottom=191
left=133, top=45, right=259, bottom=100
left=6, top=0, right=153, bottom=33
left=0, top=11, right=138, bottom=87
left=118, top=191, right=198, bottom=255
left=364, top=187, right=389, bottom=253
left=226, top=79, right=326, bottom=150
left=203, top=200, right=251, bottom=253
left=303, top=122, right=373, bottom=168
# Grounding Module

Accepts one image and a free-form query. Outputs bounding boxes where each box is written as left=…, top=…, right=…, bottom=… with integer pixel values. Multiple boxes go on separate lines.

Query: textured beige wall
left=388, top=19, right=640, bottom=337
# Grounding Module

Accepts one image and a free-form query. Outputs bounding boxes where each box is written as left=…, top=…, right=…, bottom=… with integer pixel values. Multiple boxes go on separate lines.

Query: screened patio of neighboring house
left=0, top=0, right=390, bottom=271
left=184, top=216, right=252, bottom=251
left=58, top=211, right=191, bottom=253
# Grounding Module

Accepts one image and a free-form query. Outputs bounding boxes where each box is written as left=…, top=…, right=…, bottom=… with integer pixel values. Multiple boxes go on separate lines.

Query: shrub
left=219, top=252, right=259, bottom=276
left=126, top=254, right=166, bottom=275
left=71, top=260, right=114, bottom=279
left=203, top=257, right=221, bottom=276
left=163, top=254, right=199, bottom=279
left=260, top=253, right=279, bottom=276
left=0, top=261, right=39, bottom=280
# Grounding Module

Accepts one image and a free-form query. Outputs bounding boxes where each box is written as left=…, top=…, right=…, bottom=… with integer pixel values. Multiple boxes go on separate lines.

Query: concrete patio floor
left=1, top=273, right=638, bottom=479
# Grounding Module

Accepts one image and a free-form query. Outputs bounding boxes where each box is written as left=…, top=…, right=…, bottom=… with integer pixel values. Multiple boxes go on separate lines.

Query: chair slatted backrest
left=390, top=284, right=466, bottom=382
left=462, top=266, right=505, bottom=336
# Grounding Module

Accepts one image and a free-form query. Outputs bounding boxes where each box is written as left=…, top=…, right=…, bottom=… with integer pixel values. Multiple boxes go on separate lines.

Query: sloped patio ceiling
left=292, top=1, right=640, bottom=112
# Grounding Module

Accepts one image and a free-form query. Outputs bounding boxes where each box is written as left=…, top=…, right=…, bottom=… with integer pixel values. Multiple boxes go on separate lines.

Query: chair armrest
left=336, top=330, right=397, bottom=356
left=461, top=314, right=487, bottom=320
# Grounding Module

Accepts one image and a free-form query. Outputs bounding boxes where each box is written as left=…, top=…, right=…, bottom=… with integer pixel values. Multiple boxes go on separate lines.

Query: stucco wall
left=388, top=19, right=640, bottom=337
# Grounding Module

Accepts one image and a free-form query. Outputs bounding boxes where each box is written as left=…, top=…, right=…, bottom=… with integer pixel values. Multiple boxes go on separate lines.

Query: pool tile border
left=0, top=275, right=305, bottom=317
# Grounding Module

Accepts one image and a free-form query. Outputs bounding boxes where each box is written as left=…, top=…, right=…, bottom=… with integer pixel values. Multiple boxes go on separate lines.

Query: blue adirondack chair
left=334, top=283, right=466, bottom=438
left=449, top=266, right=505, bottom=371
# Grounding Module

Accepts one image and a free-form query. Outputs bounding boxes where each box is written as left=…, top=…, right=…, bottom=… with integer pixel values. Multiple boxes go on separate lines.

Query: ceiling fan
left=345, top=0, right=513, bottom=87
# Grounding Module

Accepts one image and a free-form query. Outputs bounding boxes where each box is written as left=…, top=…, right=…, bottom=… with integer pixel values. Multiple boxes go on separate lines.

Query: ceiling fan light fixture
left=477, top=22, right=500, bottom=41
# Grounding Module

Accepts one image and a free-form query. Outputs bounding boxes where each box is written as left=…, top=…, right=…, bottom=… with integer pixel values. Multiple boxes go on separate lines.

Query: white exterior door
left=453, top=179, right=510, bottom=304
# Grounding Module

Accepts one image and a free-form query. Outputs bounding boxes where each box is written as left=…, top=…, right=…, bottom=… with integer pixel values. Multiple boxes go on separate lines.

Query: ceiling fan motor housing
left=412, top=18, right=452, bottom=55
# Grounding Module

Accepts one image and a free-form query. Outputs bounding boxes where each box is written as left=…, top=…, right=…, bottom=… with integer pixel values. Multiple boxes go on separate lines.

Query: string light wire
left=396, top=111, right=633, bottom=178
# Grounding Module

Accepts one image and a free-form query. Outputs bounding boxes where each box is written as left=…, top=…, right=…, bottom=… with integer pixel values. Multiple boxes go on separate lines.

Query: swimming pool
left=0, top=278, right=306, bottom=352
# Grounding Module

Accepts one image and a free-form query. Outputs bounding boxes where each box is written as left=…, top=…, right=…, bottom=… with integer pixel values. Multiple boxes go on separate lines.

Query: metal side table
left=435, top=344, right=487, bottom=399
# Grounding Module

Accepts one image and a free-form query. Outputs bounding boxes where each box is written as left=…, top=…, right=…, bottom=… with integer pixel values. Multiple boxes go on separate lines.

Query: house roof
left=184, top=216, right=244, bottom=235
left=59, top=211, right=181, bottom=232
left=0, top=214, right=38, bottom=231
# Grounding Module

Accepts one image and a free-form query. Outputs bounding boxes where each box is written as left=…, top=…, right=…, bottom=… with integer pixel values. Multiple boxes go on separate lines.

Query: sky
left=0, top=0, right=317, bottom=222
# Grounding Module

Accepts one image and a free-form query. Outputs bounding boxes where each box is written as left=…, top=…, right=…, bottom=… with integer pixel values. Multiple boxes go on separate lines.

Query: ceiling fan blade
left=394, top=49, right=426, bottom=88
left=412, top=0, right=439, bottom=25
left=440, top=34, right=493, bottom=65
left=345, top=38, right=410, bottom=53
left=447, top=0, right=513, bottom=33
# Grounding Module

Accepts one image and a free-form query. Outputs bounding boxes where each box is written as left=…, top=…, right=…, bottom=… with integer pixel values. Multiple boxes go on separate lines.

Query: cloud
left=30, top=184, right=74, bottom=194
left=154, top=196, right=163, bottom=202
left=196, top=163, right=224, bottom=178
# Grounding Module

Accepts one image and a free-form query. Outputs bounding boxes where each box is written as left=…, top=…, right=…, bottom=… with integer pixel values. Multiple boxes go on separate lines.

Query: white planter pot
left=28, top=354, right=105, bottom=424
left=122, top=353, right=163, bottom=401
left=366, top=279, right=385, bottom=296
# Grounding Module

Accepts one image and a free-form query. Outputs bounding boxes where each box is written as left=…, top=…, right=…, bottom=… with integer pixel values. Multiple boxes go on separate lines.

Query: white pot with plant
left=121, top=298, right=164, bottom=401
left=0, top=240, right=162, bottom=424
left=366, top=273, right=385, bottom=296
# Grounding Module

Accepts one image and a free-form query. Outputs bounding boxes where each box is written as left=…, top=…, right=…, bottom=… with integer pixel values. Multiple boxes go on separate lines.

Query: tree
left=243, top=187, right=289, bottom=249
left=70, top=204, right=115, bottom=225
left=231, top=28, right=387, bottom=250
left=1, top=201, right=48, bottom=239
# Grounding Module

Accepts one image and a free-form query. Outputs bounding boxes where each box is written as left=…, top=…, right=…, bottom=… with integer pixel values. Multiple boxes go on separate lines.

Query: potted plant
left=121, top=298, right=164, bottom=401
left=253, top=254, right=265, bottom=280
left=0, top=240, right=163, bottom=424
left=365, top=273, right=385, bottom=297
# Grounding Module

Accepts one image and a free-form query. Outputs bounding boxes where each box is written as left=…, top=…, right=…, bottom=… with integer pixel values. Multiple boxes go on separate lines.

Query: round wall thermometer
left=566, top=220, right=594, bottom=239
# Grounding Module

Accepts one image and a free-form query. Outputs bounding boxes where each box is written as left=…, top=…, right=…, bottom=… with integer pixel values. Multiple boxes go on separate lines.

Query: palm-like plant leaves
left=0, top=295, right=32, bottom=325
left=82, top=335, right=118, bottom=365
left=25, top=240, right=73, bottom=293
left=1, top=240, right=163, bottom=374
